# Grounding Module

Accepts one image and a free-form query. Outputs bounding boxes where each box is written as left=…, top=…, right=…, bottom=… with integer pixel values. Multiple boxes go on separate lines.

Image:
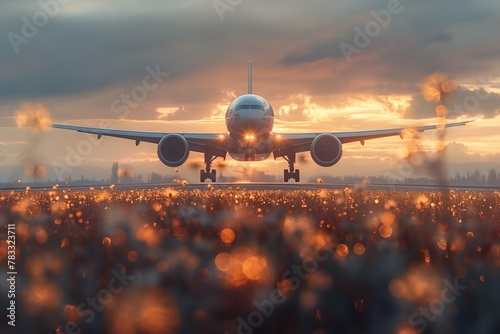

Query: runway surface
left=1, top=181, right=498, bottom=192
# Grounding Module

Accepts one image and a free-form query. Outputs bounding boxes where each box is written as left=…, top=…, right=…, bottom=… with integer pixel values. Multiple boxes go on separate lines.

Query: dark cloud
left=0, top=0, right=499, bottom=122
left=281, top=0, right=499, bottom=97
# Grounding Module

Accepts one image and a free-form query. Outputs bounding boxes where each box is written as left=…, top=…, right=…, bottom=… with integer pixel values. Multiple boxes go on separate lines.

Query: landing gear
left=284, top=168, right=299, bottom=182
left=200, top=152, right=217, bottom=182
left=283, top=153, right=300, bottom=182
left=200, top=169, right=216, bottom=182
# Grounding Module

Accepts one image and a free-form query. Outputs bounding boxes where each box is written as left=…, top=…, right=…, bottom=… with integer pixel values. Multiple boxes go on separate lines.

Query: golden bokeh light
left=353, top=243, right=366, bottom=256
left=136, top=225, right=161, bottom=247
left=214, top=252, right=233, bottom=272
left=106, top=289, right=180, bottom=334
left=15, top=102, right=52, bottom=133
left=242, top=255, right=267, bottom=280
left=128, top=250, right=139, bottom=262
left=220, top=228, right=236, bottom=244
left=22, top=280, right=62, bottom=316
left=378, top=224, right=393, bottom=238
left=336, top=244, right=349, bottom=257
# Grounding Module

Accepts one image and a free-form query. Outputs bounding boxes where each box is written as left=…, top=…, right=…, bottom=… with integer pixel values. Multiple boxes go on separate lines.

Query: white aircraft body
left=53, top=62, right=474, bottom=182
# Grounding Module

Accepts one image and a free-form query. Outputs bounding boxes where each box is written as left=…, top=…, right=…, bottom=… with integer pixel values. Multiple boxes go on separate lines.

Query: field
left=1, top=186, right=499, bottom=334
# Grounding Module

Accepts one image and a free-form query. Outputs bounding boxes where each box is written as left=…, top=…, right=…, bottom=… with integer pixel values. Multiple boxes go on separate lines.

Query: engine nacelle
left=310, top=134, right=343, bottom=167
left=157, top=134, right=190, bottom=167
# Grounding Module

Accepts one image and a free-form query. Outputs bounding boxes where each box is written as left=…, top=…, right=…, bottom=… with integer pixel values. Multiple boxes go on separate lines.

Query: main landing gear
left=283, top=153, right=299, bottom=182
left=200, top=152, right=217, bottom=182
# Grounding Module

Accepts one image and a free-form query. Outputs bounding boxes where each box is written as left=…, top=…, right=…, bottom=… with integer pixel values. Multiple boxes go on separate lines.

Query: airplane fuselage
left=224, top=94, right=275, bottom=161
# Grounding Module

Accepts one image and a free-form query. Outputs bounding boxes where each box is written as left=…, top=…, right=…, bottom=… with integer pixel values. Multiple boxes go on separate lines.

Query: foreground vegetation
left=1, top=187, right=499, bottom=334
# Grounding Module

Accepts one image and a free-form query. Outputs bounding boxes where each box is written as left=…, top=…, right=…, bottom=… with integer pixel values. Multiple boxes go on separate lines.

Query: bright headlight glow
left=244, top=134, right=255, bottom=141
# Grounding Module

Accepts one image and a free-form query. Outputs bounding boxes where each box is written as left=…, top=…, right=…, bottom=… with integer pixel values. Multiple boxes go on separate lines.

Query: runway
left=1, top=181, right=497, bottom=192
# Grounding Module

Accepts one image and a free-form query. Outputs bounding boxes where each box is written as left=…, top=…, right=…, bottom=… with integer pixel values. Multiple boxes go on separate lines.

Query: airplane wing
left=277, top=119, right=476, bottom=152
left=51, top=124, right=223, bottom=154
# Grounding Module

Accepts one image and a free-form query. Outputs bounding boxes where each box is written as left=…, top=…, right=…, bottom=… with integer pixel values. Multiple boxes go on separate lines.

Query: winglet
left=465, top=117, right=480, bottom=123
left=248, top=60, right=252, bottom=94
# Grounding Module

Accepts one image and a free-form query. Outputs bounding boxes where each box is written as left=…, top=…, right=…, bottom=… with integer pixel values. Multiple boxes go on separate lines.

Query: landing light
left=245, top=134, right=255, bottom=141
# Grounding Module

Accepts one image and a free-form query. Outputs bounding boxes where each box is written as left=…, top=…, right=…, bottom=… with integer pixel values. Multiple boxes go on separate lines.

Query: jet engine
left=157, top=134, right=190, bottom=167
left=310, top=134, right=343, bottom=167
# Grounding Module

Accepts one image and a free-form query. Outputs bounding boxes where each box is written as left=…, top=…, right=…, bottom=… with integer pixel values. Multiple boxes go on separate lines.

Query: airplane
left=53, top=61, right=475, bottom=182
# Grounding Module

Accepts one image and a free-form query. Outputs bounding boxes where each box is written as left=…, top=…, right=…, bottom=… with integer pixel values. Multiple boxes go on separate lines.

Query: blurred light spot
left=107, top=289, right=180, bottom=334
left=22, top=280, right=61, bottom=315
left=437, top=238, right=447, bottom=251
left=420, top=72, right=457, bottom=103
left=381, top=211, right=395, bottom=226
left=102, top=237, right=112, bottom=246
left=379, top=225, right=393, bottom=238
left=152, top=203, right=163, bottom=212
left=415, top=194, right=430, bottom=209
left=215, top=252, right=232, bottom=272
left=389, top=278, right=408, bottom=298
left=397, top=327, right=419, bottom=334
left=24, top=161, right=47, bottom=179
left=220, top=228, right=235, bottom=244
left=60, top=238, right=70, bottom=248
left=336, top=244, right=349, bottom=257
left=137, top=225, right=161, bottom=247
left=110, top=228, right=126, bottom=246
left=435, top=104, right=448, bottom=117
left=35, top=230, right=47, bottom=244
left=242, top=256, right=267, bottom=280
left=15, top=102, right=52, bottom=133
left=353, top=243, right=366, bottom=255
left=423, top=249, right=431, bottom=264
left=128, top=250, right=139, bottom=262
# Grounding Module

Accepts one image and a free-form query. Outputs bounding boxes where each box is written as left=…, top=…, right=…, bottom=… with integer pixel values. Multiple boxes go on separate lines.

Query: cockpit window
left=235, top=104, right=264, bottom=111
left=235, top=104, right=249, bottom=111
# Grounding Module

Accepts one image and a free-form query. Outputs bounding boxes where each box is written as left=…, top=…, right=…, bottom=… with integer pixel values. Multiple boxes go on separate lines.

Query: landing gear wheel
left=284, top=169, right=300, bottom=182
left=200, top=152, right=220, bottom=183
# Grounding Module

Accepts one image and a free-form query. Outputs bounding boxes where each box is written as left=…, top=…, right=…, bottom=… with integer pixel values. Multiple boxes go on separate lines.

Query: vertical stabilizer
left=248, top=60, right=252, bottom=94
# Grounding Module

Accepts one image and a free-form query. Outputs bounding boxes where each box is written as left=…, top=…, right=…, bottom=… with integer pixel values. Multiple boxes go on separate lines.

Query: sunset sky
left=1, top=0, right=499, bottom=182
